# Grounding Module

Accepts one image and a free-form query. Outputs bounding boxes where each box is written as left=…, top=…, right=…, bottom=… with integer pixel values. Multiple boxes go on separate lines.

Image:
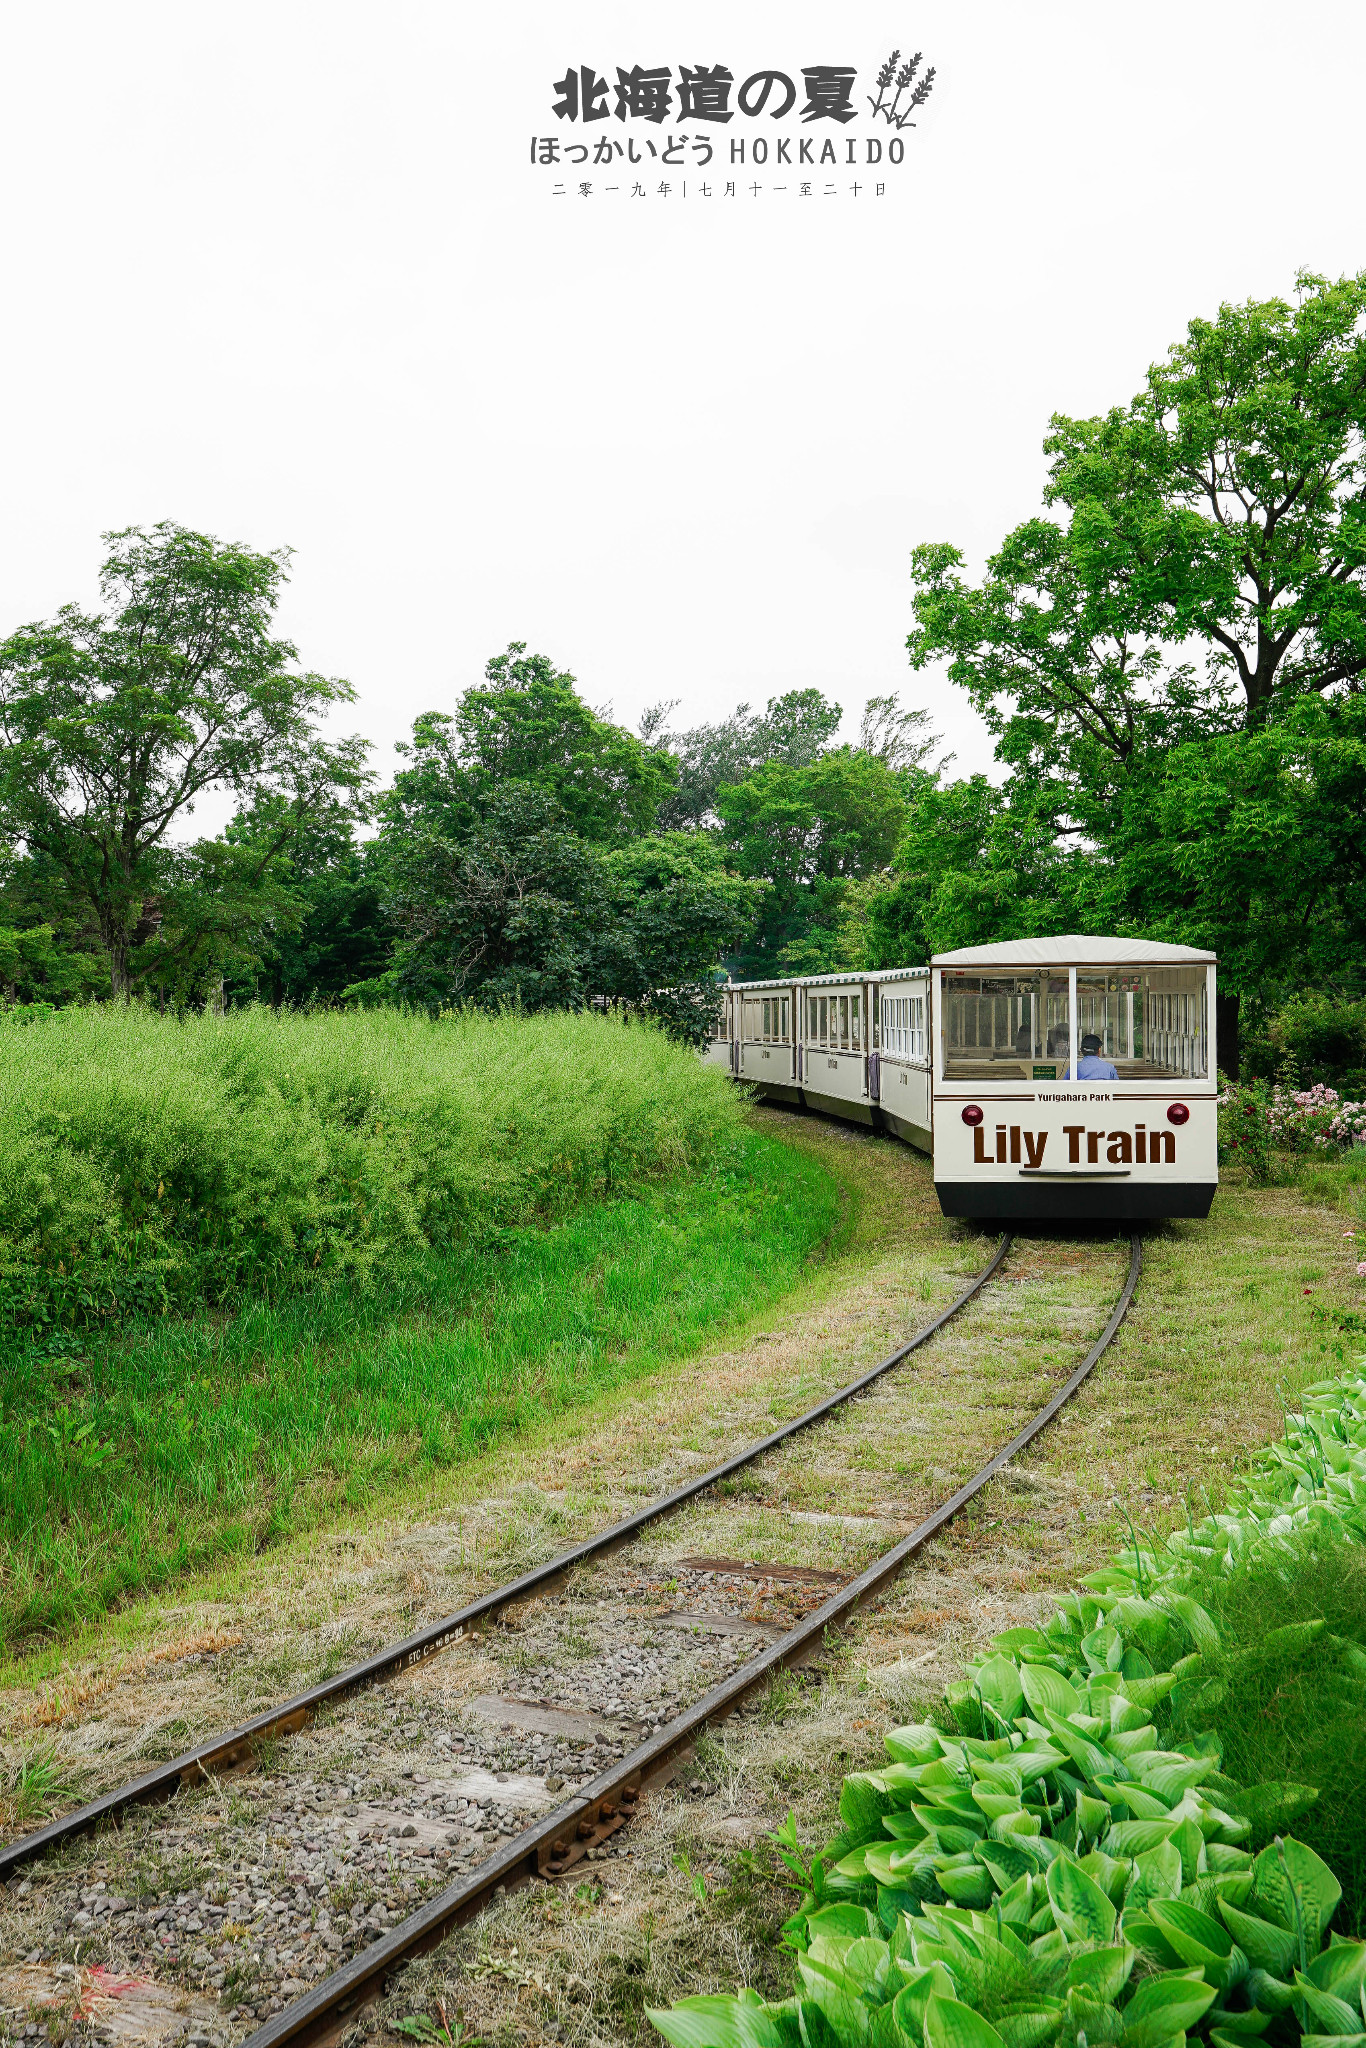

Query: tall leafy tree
left=717, top=749, right=908, bottom=976
left=910, top=270, right=1366, bottom=794
left=0, top=523, right=370, bottom=998
left=370, top=786, right=761, bottom=1038
left=383, top=643, right=675, bottom=850
left=649, top=688, right=844, bottom=831
left=905, top=272, right=1366, bottom=1060
left=221, top=803, right=390, bottom=1008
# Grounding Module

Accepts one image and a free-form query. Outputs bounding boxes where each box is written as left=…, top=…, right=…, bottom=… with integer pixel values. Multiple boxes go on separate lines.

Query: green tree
left=649, top=688, right=845, bottom=831
left=220, top=804, right=390, bottom=1008
left=910, top=270, right=1366, bottom=798
left=0, top=524, right=370, bottom=999
left=595, top=835, right=766, bottom=1043
left=905, top=272, right=1366, bottom=1063
left=864, top=777, right=1083, bottom=968
left=384, top=643, right=675, bottom=851
left=716, top=749, right=908, bottom=977
left=368, top=789, right=760, bottom=1037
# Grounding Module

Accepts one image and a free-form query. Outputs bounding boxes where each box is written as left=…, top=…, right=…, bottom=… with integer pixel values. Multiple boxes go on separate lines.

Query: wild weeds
left=0, top=1004, right=742, bottom=1326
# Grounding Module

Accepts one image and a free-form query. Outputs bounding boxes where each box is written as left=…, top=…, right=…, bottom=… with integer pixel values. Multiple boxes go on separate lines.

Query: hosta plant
left=650, top=1363, right=1366, bottom=2048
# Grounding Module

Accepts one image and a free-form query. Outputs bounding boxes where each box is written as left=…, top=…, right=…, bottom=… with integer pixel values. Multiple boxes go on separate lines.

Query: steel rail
left=0, top=1234, right=1012, bottom=1878
left=242, top=1233, right=1141, bottom=2048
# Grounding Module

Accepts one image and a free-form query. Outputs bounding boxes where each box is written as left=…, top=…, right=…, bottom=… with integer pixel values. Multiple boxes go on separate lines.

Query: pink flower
left=1358, top=1261, right=1366, bottom=1278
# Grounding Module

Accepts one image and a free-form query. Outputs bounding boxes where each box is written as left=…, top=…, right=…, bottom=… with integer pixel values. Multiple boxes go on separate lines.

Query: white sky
left=2, top=0, right=1363, bottom=827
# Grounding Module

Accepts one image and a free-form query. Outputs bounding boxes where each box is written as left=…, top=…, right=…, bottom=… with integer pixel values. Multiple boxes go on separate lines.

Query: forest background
left=2, top=272, right=1365, bottom=1087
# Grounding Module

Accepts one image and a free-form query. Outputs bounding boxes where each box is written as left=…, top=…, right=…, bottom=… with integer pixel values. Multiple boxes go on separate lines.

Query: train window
left=839, top=994, right=850, bottom=1048
left=819, top=995, right=829, bottom=1043
left=881, top=990, right=926, bottom=1061
left=851, top=994, right=861, bottom=1048
left=780, top=997, right=789, bottom=1040
left=941, top=973, right=1054, bottom=1079
left=941, top=967, right=1210, bottom=1080
left=1077, top=966, right=1209, bottom=1079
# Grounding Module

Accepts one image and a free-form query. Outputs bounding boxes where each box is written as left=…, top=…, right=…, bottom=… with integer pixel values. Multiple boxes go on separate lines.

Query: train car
left=930, top=937, right=1217, bottom=1221
left=708, top=935, right=1218, bottom=1222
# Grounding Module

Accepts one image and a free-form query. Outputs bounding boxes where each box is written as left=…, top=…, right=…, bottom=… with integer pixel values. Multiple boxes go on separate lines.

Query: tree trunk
left=1216, top=987, right=1241, bottom=1080
left=110, top=943, right=131, bottom=1001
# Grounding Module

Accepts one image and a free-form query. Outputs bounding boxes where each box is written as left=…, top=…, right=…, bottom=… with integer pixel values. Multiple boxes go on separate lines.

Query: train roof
left=932, top=935, right=1217, bottom=967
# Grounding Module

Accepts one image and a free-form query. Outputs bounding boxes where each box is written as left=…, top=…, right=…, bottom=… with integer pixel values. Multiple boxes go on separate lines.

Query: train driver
left=1075, top=1032, right=1119, bottom=1080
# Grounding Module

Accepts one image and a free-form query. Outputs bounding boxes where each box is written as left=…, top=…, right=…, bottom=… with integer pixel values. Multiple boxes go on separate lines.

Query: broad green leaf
left=864, top=1846, right=909, bottom=1887
left=1109, top=1699, right=1155, bottom=1737
left=1121, top=1911, right=1185, bottom=1972
left=1106, top=1819, right=1180, bottom=1858
left=923, top=1994, right=1006, bottom=2048
left=890, top=1973, right=940, bottom=2043
left=1217, top=1902, right=1296, bottom=1978
left=843, top=1775, right=897, bottom=1844
left=1118, top=1670, right=1181, bottom=1712
left=798, top=1955, right=871, bottom=2043
left=649, top=1997, right=787, bottom=2048
left=1028, top=1927, right=1069, bottom=1966
left=936, top=1866, right=995, bottom=1908
left=1046, top=1855, right=1118, bottom=1943
left=1296, top=2037, right=1366, bottom=2048
left=1203, top=2011, right=1270, bottom=2038
left=992, top=2012, right=1060, bottom=2048
left=1020, top=1663, right=1082, bottom=1719
left=885, top=1813, right=931, bottom=1842
left=1170, top=1817, right=1206, bottom=1888
left=1148, top=1900, right=1233, bottom=1975
left=992, top=1629, right=1052, bottom=1657
left=1245, top=1969, right=1296, bottom=2014
left=839, top=1940, right=894, bottom=2005
left=972, top=1789, right=1026, bottom=1824
left=976, top=1840, right=1037, bottom=1891
left=1064, top=1988, right=1125, bottom=2045
left=975, top=1655, right=1026, bottom=1727
left=1079, top=1849, right=1131, bottom=1906
left=808, top=1909, right=884, bottom=1944
left=1121, top=1782, right=1177, bottom=1820
left=835, top=1848, right=873, bottom=1882
left=1251, top=1836, right=1343, bottom=1951
left=1066, top=1946, right=1137, bottom=2001
left=887, top=1727, right=947, bottom=1766
left=1136, top=1756, right=1216, bottom=1802
left=1076, top=1790, right=1113, bottom=1843
left=1308, top=1940, right=1366, bottom=2003
left=1294, top=1975, right=1361, bottom=2036
left=1125, top=1841, right=1184, bottom=1912
left=1154, top=1592, right=1220, bottom=1655
left=1119, top=1972, right=1218, bottom=2048
left=1011, top=1742, right=1067, bottom=1787
left=1041, top=1709, right=1123, bottom=1781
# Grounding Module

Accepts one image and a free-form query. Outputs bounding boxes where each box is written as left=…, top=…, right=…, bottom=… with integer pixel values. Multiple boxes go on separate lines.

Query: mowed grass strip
left=0, top=1128, right=842, bottom=1653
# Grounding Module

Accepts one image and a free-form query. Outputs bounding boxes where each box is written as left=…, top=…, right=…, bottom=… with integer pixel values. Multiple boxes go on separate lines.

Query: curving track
left=1, top=1231, right=1141, bottom=2048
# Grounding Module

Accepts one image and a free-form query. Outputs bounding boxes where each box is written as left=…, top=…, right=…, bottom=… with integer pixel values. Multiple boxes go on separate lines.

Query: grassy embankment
left=0, top=1008, right=844, bottom=1654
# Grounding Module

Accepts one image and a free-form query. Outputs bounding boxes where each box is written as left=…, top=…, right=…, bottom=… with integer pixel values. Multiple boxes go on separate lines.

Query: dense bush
left=1266, top=994, right=1366, bottom=1093
left=0, top=1004, right=742, bottom=1324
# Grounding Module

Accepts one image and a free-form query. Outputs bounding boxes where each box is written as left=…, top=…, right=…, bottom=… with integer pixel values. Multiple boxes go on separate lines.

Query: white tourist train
left=703, top=935, right=1218, bottom=1221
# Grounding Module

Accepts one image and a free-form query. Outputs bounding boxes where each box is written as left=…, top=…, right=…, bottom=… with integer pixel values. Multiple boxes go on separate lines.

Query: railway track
left=0, top=1230, right=1141, bottom=2048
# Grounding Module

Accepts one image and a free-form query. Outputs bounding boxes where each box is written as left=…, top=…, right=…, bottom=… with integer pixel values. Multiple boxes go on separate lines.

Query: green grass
left=0, top=1004, right=742, bottom=1321
left=0, top=1127, right=842, bottom=1652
